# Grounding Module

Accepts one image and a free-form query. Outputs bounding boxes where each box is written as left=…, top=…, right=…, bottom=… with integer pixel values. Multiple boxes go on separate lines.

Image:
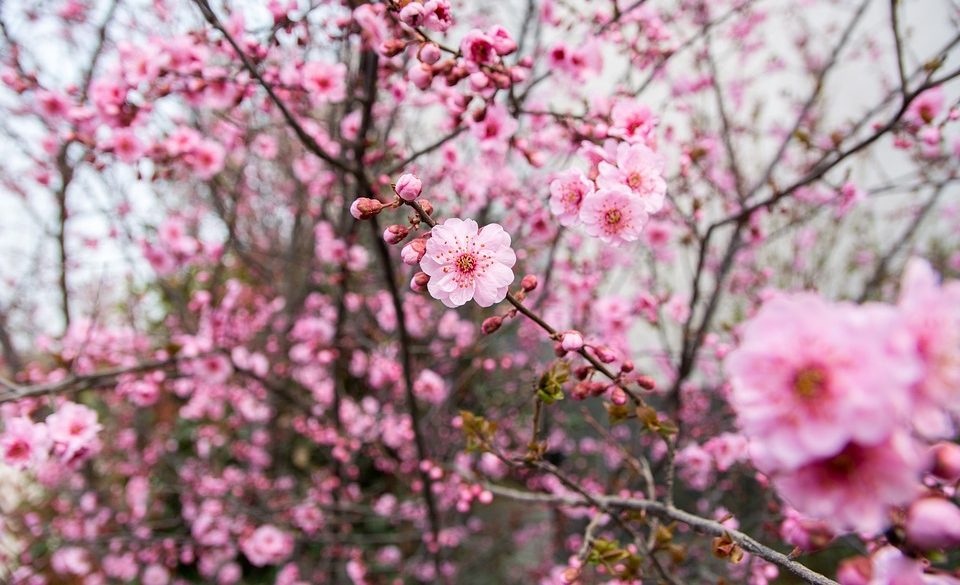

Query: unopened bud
left=594, top=346, right=617, bottom=364
left=573, top=366, right=592, bottom=381
left=521, top=274, right=538, bottom=292
left=620, top=360, right=635, bottom=373
left=481, top=316, right=503, bottom=335
left=350, top=197, right=384, bottom=220
left=383, top=224, right=410, bottom=245
left=398, top=2, right=425, bottom=26
left=931, top=442, right=960, bottom=482
left=636, top=375, right=656, bottom=390
left=418, top=42, right=442, bottom=65
left=610, top=386, right=628, bottom=406
left=411, top=271, right=430, bottom=292
left=409, top=64, right=434, bottom=90
left=394, top=173, right=423, bottom=201
left=400, top=238, right=427, bottom=265
left=905, top=497, right=960, bottom=550
left=560, top=331, right=584, bottom=352
left=379, top=39, right=408, bottom=57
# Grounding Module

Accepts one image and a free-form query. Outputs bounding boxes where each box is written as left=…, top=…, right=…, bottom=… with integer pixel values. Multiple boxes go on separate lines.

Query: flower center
left=455, top=253, right=478, bottom=274
left=7, top=440, right=28, bottom=460
left=627, top=171, right=644, bottom=189
left=564, top=189, right=582, bottom=206
left=605, top=209, right=622, bottom=225
left=793, top=366, right=827, bottom=399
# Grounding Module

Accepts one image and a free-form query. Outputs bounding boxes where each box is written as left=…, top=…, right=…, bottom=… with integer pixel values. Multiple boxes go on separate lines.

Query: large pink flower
left=548, top=169, right=594, bottom=226
left=596, top=142, right=666, bottom=213
left=46, top=402, right=103, bottom=464
left=898, top=257, right=960, bottom=438
left=578, top=185, right=648, bottom=245
left=773, top=433, right=925, bottom=535
left=725, top=293, right=921, bottom=471
left=302, top=61, right=347, bottom=103
left=0, top=417, right=49, bottom=469
left=420, top=218, right=516, bottom=308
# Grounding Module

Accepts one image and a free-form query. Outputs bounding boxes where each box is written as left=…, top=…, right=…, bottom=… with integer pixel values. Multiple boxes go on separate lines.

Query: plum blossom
left=241, top=525, right=294, bottom=566
left=413, top=369, right=449, bottom=405
left=420, top=218, right=516, bottom=308
left=897, top=257, right=960, bottom=437
left=0, top=417, right=49, bottom=469
left=548, top=169, right=594, bottom=226
left=46, top=402, right=103, bottom=463
left=725, top=293, right=921, bottom=471
left=578, top=186, right=648, bottom=245
left=773, top=433, right=925, bottom=534
left=302, top=61, right=347, bottom=103
left=596, top=142, right=667, bottom=214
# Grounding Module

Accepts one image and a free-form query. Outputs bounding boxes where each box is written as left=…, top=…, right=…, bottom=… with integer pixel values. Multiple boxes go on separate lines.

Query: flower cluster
left=725, top=258, right=960, bottom=536
left=1, top=402, right=102, bottom=470
left=549, top=141, right=666, bottom=245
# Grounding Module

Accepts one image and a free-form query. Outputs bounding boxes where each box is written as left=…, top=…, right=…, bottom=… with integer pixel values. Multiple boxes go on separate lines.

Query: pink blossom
left=241, top=525, right=294, bottom=566
left=560, top=331, right=584, bottom=352
left=187, top=139, right=225, bottom=179
left=906, top=86, right=944, bottom=126
left=578, top=186, right=648, bottom=245
left=414, top=369, right=449, bottom=405
left=45, top=402, right=103, bottom=463
left=420, top=218, right=516, bottom=308
left=773, top=433, right=924, bottom=534
left=725, top=293, right=921, bottom=471
left=596, top=142, right=666, bottom=214
left=548, top=169, right=594, bottom=226
left=0, top=417, right=49, bottom=469
left=609, top=101, right=657, bottom=146
left=302, top=61, right=347, bottom=103
left=897, top=258, right=960, bottom=437
left=460, top=30, right=498, bottom=70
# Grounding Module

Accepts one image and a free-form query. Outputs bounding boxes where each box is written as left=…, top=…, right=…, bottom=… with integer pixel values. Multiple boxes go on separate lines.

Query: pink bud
left=383, top=224, right=410, bottom=245
left=488, top=25, right=517, bottom=56
left=520, top=274, right=538, bottom=292
left=636, top=375, right=656, bottom=390
left=594, top=346, right=617, bottom=364
left=481, top=316, right=503, bottom=335
left=400, top=238, right=426, bottom=265
left=379, top=39, right=408, bottom=57
left=411, top=271, right=430, bottom=292
left=409, top=64, right=434, bottom=90
left=418, top=42, right=442, bottom=65
left=836, top=557, right=871, bottom=585
left=394, top=173, right=423, bottom=201
left=477, top=490, right=493, bottom=504
left=620, top=360, right=634, bottom=373
left=350, top=197, right=384, bottom=220
left=468, top=72, right=488, bottom=91
left=560, top=331, right=584, bottom=352
left=905, top=497, right=960, bottom=550
left=931, top=442, right=960, bottom=482
left=610, top=386, right=628, bottom=406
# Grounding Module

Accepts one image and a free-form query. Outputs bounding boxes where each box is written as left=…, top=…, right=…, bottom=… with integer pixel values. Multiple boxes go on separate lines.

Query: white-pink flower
left=548, top=169, right=594, bottom=226
left=725, top=293, right=922, bottom=471
left=420, top=218, right=516, bottom=308
left=45, top=402, right=103, bottom=463
left=578, top=186, right=648, bottom=245
left=302, top=61, right=347, bottom=103
left=596, top=142, right=666, bottom=214
left=0, top=417, right=49, bottom=469
left=241, top=525, right=294, bottom=567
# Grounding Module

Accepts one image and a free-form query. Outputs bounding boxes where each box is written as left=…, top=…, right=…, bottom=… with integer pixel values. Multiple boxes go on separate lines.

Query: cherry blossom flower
left=241, top=525, right=294, bottom=567
left=772, top=433, right=925, bottom=534
left=596, top=142, right=667, bottom=214
left=725, top=293, right=921, bottom=471
left=897, top=257, right=960, bottom=437
left=46, top=402, right=103, bottom=463
left=0, top=417, right=49, bottom=469
left=420, top=218, right=516, bottom=308
left=578, top=186, right=648, bottom=245
left=302, top=61, right=347, bottom=103
left=548, top=169, right=594, bottom=226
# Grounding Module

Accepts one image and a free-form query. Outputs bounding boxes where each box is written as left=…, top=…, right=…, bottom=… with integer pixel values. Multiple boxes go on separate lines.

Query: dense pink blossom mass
left=0, top=0, right=958, bottom=584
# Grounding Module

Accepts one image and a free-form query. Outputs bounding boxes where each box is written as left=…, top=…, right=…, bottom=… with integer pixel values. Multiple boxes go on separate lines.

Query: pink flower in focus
left=46, top=402, right=103, bottom=463
left=302, top=61, right=347, bottom=103
left=241, top=525, right=294, bottom=567
left=725, top=293, right=921, bottom=471
left=578, top=186, right=648, bottom=245
left=0, top=417, right=49, bottom=469
left=596, top=142, right=666, bottom=213
left=773, top=433, right=924, bottom=534
left=549, top=169, right=594, bottom=226
left=420, top=218, right=516, bottom=308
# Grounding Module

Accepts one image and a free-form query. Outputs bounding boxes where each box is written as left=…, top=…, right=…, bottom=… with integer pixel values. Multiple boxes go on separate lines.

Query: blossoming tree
left=0, top=0, right=959, bottom=583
